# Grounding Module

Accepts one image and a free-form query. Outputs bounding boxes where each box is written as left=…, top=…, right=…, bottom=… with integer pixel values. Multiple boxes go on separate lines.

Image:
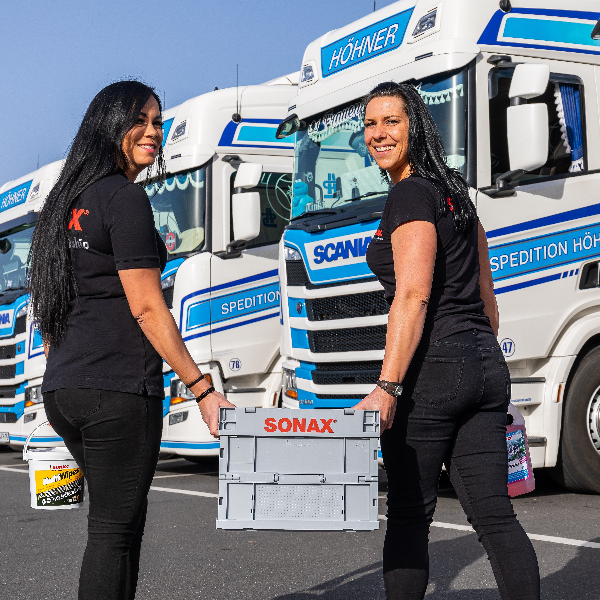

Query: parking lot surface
left=1, top=446, right=599, bottom=599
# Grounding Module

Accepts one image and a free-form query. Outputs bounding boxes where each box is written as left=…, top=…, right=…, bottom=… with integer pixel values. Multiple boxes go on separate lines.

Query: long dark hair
left=28, top=80, right=166, bottom=343
left=362, top=81, right=477, bottom=233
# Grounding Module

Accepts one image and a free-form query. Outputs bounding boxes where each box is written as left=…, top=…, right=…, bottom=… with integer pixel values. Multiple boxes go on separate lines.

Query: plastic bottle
left=506, top=403, right=535, bottom=497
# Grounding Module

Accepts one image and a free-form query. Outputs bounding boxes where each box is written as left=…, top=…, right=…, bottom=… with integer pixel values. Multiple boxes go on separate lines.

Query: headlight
left=169, top=411, right=188, bottom=426
left=283, top=367, right=297, bottom=399
left=161, top=274, right=176, bottom=290
left=170, top=374, right=212, bottom=405
left=25, top=385, right=43, bottom=407
left=284, top=246, right=302, bottom=261
left=412, top=9, right=437, bottom=37
left=24, top=412, right=37, bottom=424
left=16, top=305, right=28, bottom=319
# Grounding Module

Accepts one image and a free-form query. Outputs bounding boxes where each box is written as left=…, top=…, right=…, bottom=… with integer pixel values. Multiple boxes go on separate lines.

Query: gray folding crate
left=216, top=407, right=380, bottom=531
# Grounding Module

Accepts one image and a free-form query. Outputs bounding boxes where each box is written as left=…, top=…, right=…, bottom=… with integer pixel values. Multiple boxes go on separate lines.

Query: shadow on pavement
left=272, top=522, right=600, bottom=599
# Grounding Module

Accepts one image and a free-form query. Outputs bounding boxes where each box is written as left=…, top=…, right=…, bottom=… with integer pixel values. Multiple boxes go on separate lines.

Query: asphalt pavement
left=1, top=445, right=599, bottom=599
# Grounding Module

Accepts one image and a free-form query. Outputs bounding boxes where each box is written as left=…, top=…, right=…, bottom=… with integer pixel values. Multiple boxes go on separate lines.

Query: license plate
left=0, top=432, right=9, bottom=444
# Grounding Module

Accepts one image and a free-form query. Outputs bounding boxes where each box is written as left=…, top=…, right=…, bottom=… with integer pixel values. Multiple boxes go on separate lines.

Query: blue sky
left=0, top=0, right=397, bottom=185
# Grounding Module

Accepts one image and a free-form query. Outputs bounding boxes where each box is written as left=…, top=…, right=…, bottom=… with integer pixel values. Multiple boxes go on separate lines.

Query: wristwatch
left=376, top=379, right=403, bottom=398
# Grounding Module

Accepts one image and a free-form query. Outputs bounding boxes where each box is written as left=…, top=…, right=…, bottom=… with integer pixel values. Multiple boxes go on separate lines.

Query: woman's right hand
left=197, top=391, right=235, bottom=438
left=352, top=386, right=397, bottom=431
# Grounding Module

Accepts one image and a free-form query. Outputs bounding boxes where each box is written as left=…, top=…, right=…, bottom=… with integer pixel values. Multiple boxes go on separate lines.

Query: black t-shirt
left=366, top=175, right=492, bottom=346
left=42, top=173, right=168, bottom=397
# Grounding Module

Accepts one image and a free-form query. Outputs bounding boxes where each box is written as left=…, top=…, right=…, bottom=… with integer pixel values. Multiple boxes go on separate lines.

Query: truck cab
left=0, top=160, right=64, bottom=449
left=278, top=0, right=600, bottom=492
left=144, top=75, right=298, bottom=458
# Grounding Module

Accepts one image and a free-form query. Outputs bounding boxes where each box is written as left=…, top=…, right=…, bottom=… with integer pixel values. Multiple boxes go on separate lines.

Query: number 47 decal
left=501, top=338, right=516, bottom=358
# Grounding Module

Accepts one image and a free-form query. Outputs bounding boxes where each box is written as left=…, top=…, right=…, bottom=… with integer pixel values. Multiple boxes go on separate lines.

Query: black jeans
left=381, top=330, right=540, bottom=600
left=44, top=388, right=163, bottom=600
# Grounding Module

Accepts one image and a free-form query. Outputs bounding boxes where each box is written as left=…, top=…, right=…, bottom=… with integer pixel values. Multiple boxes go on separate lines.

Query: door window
left=230, top=171, right=292, bottom=250
left=489, top=67, right=585, bottom=184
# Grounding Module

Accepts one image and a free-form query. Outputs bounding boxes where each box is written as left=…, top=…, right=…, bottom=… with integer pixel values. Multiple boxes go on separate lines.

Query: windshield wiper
left=290, top=209, right=340, bottom=222
left=347, top=191, right=387, bottom=202
left=3, top=286, right=26, bottom=292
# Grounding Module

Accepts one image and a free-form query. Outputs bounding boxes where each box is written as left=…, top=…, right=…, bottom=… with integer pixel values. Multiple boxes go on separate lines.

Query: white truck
left=277, top=0, right=600, bottom=492
left=3, top=74, right=298, bottom=457
left=0, top=160, right=64, bottom=448
left=141, top=75, right=297, bottom=458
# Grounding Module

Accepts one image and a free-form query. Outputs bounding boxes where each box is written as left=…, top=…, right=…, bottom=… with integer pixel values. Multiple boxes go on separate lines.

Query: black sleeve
left=384, top=179, right=438, bottom=234
left=105, top=183, right=161, bottom=270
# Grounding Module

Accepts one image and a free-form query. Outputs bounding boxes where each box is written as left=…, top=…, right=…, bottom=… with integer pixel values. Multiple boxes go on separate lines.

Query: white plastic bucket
left=22, top=421, right=85, bottom=510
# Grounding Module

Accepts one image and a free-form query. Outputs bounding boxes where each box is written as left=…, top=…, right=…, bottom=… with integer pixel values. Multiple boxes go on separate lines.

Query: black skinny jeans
left=381, top=329, right=540, bottom=600
left=44, top=388, right=163, bottom=600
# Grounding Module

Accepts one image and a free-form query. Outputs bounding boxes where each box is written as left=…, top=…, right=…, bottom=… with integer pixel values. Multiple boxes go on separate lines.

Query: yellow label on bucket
left=34, top=467, right=84, bottom=507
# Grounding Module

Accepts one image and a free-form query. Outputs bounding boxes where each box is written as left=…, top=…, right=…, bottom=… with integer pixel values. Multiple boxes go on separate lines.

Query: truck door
left=476, top=58, right=600, bottom=363
left=210, top=159, right=292, bottom=381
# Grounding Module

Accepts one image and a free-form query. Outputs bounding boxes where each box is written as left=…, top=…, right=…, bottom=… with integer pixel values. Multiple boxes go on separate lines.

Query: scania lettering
left=0, top=161, right=64, bottom=449
left=279, top=0, right=600, bottom=492
left=139, top=74, right=298, bottom=459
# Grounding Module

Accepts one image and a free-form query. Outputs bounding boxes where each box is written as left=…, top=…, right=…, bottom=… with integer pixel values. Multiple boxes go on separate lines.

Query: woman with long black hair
left=354, top=82, right=540, bottom=600
left=28, top=80, right=232, bottom=599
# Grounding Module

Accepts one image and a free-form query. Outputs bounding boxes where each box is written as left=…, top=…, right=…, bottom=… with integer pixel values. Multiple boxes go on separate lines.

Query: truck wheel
left=553, top=347, right=600, bottom=493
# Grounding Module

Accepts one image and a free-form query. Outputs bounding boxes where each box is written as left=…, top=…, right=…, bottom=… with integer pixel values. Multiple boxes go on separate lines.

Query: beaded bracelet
left=196, top=386, right=215, bottom=404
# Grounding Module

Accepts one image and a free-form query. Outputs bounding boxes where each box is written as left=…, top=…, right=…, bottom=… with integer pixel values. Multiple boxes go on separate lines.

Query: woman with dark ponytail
left=354, top=82, right=540, bottom=600
left=29, top=81, right=232, bottom=599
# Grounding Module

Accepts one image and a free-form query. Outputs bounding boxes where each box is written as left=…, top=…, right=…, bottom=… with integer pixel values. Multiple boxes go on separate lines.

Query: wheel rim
left=587, top=386, right=600, bottom=455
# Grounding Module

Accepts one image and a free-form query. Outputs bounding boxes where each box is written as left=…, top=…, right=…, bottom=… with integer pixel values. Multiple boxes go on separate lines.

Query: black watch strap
left=377, top=379, right=403, bottom=398
left=196, top=386, right=215, bottom=403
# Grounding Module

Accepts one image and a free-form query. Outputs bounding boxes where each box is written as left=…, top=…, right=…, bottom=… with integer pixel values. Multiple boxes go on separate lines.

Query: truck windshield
left=145, top=165, right=207, bottom=260
left=291, top=66, right=468, bottom=219
left=0, top=222, right=35, bottom=293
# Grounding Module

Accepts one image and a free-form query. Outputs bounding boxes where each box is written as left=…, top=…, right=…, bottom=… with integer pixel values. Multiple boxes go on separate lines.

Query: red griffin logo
left=68, top=208, right=89, bottom=231
left=264, top=417, right=336, bottom=433
left=446, top=198, right=455, bottom=213
left=374, top=228, right=383, bottom=238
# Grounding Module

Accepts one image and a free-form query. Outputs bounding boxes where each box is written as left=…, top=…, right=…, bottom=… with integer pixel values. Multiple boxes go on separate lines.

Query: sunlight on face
left=364, top=96, right=410, bottom=184
left=121, top=96, right=163, bottom=182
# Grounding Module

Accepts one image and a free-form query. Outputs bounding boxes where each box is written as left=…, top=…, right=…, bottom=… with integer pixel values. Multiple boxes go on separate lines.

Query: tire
left=552, top=347, right=600, bottom=493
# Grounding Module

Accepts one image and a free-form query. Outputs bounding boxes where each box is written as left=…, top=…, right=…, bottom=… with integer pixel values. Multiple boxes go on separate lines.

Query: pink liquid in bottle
left=506, top=403, right=535, bottom=497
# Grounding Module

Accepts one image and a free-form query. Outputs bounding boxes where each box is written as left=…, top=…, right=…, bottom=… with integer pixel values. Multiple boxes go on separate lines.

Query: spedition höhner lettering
left=221, top=290, right=280, bottom=315
left=489, top=224, right=600, bottom=280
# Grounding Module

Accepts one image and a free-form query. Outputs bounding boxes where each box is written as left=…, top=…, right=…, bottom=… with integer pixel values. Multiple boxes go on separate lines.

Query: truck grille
left=315, top=394, right=363, bottom=401
left=286, top=261, right=309, bottom=287
left=0, top=385, right=19, bottom=399
left=162, top=286, right=174, bottom=309
left=14, top=316, right=26, bottom=336
left=0, top=344, right=16, bottom=360
left=306, top=291, right=389, bottom=321
left=0, top=365, right=16, bottom=379
left=307, top=325, right=387, bottom=354
left=0, top=412, right=17, bottom=423
left=312, top=361, right=382, bottom=385
left=285, top=260, right=377, bottom=290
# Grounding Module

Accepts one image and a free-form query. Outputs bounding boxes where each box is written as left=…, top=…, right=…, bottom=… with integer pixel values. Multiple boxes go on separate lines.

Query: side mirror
left=232, top=191, right=261, bottom=242
left=481, top=63, right=550, bottom=198
left=234, top=163, right=262, bottom=189
left=216, top=190, right=262, bottom=260
left=507, top=103, right=549, bottom=172
left=507, top=63, right=550, bottom=172
left=508, top=63, right=550, bottom=100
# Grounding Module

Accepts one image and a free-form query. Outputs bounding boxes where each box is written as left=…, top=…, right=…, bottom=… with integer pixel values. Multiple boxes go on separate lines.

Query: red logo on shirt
left=68, top=208, right=89, bottom=231
left=374, top=228, right=383, bottom=238
left=446, top=198, right=455, bottom=213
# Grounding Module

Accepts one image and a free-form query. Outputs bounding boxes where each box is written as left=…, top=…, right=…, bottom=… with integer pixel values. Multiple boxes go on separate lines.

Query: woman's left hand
left=352, top=387, right=397, bottom=431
